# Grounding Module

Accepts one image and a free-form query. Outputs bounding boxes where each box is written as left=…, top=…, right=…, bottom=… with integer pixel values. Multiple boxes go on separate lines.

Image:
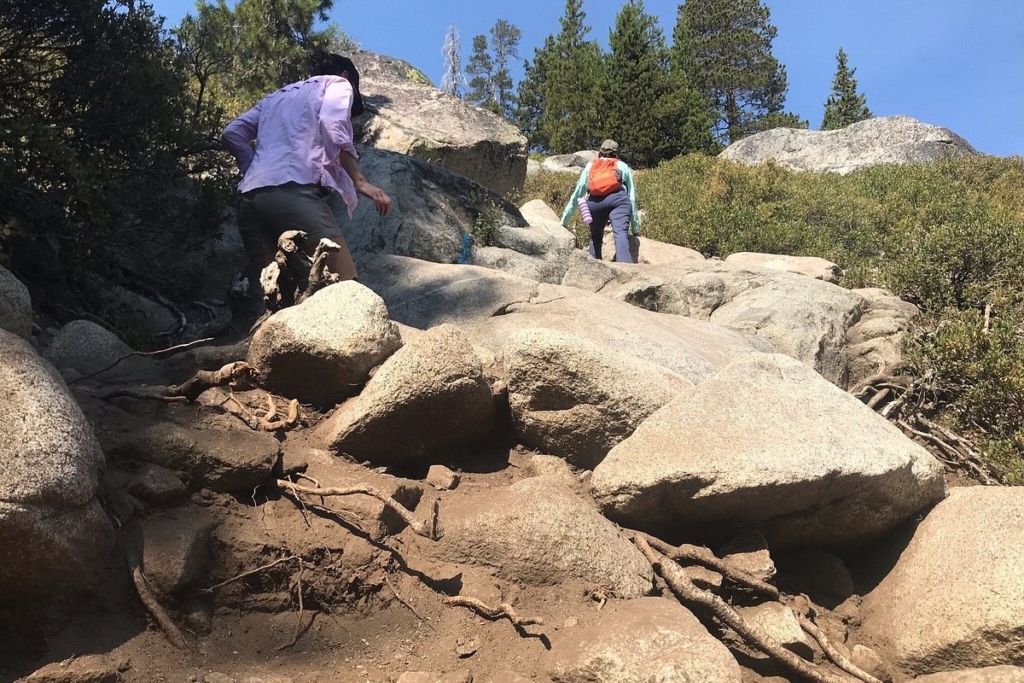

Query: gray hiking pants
left=586, top=188, right=634, bottom=263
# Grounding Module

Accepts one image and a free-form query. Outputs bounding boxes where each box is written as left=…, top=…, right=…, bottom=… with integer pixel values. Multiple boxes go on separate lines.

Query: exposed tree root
left=386, top=573, right=435, bottom=630
left=853, top=373, right=1002, bottom=485
left=633, top=536, right=858, bottom=683
left=261, top=231, right=341, bottom=312
left=276, top=560, right=307, bottom=651
left=197, top=555, right=300, bottom=595
left=69, top=336, right=214, bottom=385
left=125, top=545, right=189, bottom=650
left=168, top=361, right=256, bottom=401
left=441, top=595, right=544, bottom=630
left=274, top=479, right=444, bottom=541
left=797, top=609, right=883, bottom=683
left=216, top=392, right=301, bottom=432
left=636, top=531, right=779, bottom=599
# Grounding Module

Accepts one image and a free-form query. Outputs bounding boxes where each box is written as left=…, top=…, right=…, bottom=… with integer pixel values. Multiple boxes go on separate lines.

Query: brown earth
left=1, top=335, right=976, bottom=683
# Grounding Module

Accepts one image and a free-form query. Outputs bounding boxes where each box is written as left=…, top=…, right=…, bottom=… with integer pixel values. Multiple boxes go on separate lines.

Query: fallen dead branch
left=636, top=531, right=779, bottom=599
left=633, top=536, right=858, bottom=683
left=797, top=609, right=883, bottom=683
left=274, top=479, right=444, bottom=541
left=69, top=337, right=215, bottom=385
left=441, top=595, right=544, bottom=630
left=853, top=373, right=1002, bottom=486
left=217, top=392, right=300, bottom=432
left=97, top=361, right=256, bottom=405
left=125, top=545, right=189, bottom=650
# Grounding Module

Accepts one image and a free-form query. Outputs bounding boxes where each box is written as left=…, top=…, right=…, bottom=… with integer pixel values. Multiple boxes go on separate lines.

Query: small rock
left=24, top=655, right=121, bottom=682
left=426, top=465, right=460, bottom=490
left=204, top=674, right=235, bottom=683
left=182, top=599, right=213, bottom=636
left=343, top=536, right=378, bottom=569
left=850, top=644, right=891, bottom=682
left=487, top=674, right=530, bottom=683
left=777, top=548, right=854, bottom=608
left=439, top=672, right=473, bottom=683
left=395, top=674, right=434, bottom=683
left=456, top=638, right=479, bottom=658
left=684, top=564, right=723, bottom=591
left=141, top=505, right=216, bottom=594
left=736, top=602, right=814, bottom=660
left=521, top=454, right=576, bottom=487
left=563, top=616, right=579, bottom=629
left=719, top=530, right=776, bottom=582
left=127, top=463, right=187, bottom=505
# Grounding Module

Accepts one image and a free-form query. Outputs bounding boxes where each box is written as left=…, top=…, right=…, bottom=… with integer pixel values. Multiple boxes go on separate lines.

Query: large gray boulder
left=724, top=252, right=842, bottom=283
left=549, top=597, right=741, bottom=683
left=861, top=488, right=1024, bottom=675
left=247, top=282, right=402, bottom=406
left=465, top=283, right=772, bottom=385
left=357, top=254, right=541, bottom=330
left=504, top=328, right=693, bottom=468
left=0, top=264, right=32, bottom=339
left=105, top=418, right=280, bottom=494
left=719, top=115, right=978, bottom=174
left=592, top=353, right=946, bottom=550
left=354, top=50, right=527, bottom=197
left=317, top=324, right=494, bottom=466
left=846, top=287, right=920, bottom=389
left=432, top=476, right=653, bottom=598
left=562, top=256, right=866, bottom=387
left=340, top=147, right=527, bottom=266
left=914, top=667, right=1024, bottom=683
left=0, top=329, right=114, bottom=599
left=44, top=320, right=133, bottom=377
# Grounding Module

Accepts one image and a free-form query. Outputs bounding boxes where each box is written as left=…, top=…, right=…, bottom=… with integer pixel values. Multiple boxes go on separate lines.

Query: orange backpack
left=587, top=157, right=623, bottom=195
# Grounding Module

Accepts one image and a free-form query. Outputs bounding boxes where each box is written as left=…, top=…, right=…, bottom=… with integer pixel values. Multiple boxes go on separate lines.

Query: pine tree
left=666, top=5, right=718, bottom=156
left=465, top=20, right=522, bottom=118
left=605, top=1, right=663, bottom=166
left=539, top=0, right=605, bottom=153
left=513, top=36, right=553, bottom=150
left=465, top=34, right=497, bottom=109
left=676, top=0, right=800, bottom=144
left=821, top=47, right=873, bottom=130
left=489, top=19, right=522, bottom=120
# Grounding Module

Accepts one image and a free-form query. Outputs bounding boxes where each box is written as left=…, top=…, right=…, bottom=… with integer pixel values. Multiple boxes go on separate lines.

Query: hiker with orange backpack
left=560, top=139, right=640, bottom=263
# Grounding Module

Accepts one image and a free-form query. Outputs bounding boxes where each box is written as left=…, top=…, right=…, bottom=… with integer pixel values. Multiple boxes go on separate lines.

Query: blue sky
left=150, top=0, right=1024, bottom=157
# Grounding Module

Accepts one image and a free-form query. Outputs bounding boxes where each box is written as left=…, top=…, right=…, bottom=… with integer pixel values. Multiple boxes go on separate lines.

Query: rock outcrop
left=861, top=487, right=1024, bottom=675
left=591, top=353, right=946, bottom=549
left=719, top=115, right=978, bottom=174
left=354, top=50, right=527, bottom=197
left=247, top=282, right=402, bottom=406
left=0, top=329, right=114, bottom=599
left=0, top=264, right=32, bottom=339
left=503, top=328, right=692, bottom=468
left=549, top=597, right=741, bottom=682
left=318, top=324, right=494, bottom=466
left=433, top=476, right=653, bottom=599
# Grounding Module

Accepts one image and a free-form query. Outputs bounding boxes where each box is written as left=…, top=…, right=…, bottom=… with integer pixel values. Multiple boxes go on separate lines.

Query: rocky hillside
left=3, top=67, right=1021, bottom=683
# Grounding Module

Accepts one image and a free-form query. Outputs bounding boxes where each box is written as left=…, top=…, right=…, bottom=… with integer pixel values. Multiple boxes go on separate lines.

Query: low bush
left=524, top=153, right=1024, bottom=480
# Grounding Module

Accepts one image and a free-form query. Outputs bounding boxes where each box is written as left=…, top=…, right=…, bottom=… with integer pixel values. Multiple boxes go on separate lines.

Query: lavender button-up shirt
left=222, top=75, right=360, bottom=217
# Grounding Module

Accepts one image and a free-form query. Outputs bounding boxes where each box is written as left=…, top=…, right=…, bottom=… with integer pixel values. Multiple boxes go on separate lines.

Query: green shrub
left=522, top=153, right=1024, bottom=477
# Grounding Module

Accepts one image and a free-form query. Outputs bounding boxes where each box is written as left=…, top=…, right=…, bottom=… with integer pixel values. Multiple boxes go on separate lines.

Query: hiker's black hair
left=309, top=52, right=364, bottom=116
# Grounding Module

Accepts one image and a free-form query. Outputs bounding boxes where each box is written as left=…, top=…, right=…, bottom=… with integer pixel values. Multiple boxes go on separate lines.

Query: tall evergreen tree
left=821, top=47, right=873, bottom=130
left=465, top=34, right=497, bottom=110
left=605, top=0, right=711, bottom=166
left=489, top=19, right=522, bottom=120
left=539, top=0, right=605, bottom=153
left=676, top=0, right=798, bottom=144
left=465, top=20, right=522, bottom=118
left=513, top=36, right=553, bottom=150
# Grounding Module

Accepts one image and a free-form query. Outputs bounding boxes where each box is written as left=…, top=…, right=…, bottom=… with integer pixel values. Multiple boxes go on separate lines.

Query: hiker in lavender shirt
left=222, top=53, right=391, bottom=285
